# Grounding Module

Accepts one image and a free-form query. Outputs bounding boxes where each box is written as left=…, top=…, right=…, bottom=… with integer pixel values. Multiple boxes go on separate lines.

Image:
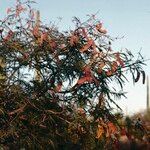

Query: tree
left=0, top=0, right=146, bottom=149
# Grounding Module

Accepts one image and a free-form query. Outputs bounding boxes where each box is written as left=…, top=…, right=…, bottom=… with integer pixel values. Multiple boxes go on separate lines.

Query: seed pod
left=135, top=70, right=140, bottom=82
left=141, top=71, right=146, bottom=84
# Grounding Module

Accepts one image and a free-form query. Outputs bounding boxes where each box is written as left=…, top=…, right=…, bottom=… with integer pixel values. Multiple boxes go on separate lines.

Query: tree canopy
left=0, top=0, right=146, bottom=149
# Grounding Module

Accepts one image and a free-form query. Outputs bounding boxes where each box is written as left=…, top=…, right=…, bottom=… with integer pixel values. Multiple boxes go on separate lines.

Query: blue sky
left=1, top=0, right=150, bottom=114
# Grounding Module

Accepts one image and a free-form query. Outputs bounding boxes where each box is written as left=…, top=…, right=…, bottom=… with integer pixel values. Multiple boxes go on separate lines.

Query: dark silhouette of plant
left=0, top=0, right=146, bottom=149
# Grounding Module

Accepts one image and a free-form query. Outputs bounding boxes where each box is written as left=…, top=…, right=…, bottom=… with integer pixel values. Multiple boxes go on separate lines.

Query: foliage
left=0, top=0, right=146, bottom=149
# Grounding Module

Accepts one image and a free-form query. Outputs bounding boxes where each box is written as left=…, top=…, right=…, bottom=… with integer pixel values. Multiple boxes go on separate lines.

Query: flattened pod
left=141, top=71, right=146, bottom=84
left=135, top=70, right=140, bottom=82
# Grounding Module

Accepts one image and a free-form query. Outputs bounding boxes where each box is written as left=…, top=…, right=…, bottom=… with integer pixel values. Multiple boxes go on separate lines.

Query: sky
left=1, top=0, right=150, bottom=115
